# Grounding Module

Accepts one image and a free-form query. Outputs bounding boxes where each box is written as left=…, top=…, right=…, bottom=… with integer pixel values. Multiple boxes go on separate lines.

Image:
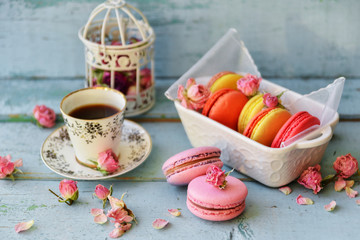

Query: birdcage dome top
left=79, top=0, right=155, bottom=49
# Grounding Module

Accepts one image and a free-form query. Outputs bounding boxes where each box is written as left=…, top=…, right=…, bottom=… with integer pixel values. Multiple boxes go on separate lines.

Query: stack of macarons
left=162, top=146, right=248, bottom=221
left=199, top=71, right=321, bottom=148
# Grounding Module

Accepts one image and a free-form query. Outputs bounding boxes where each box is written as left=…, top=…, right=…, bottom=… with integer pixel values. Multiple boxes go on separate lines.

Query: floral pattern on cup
left=63, top=115, right=124, bottom=145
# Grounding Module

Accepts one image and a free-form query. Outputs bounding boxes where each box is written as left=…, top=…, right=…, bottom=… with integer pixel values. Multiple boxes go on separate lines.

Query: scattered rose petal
left=356, top=199, right=360, bottom=205
left=346, top=180, right=354, bottom=188
left=279, top=186, right=292, bottom=195
left=334, top=177, right=346, bottom=191
left=324, top=200, right=336, bottom=212
left=109, top=228, right=124, bottom=238
left=15, top=220, right=34, bottom=233
left=152, top=219, right=169, bottom=229
left=168, top=209, right=181, bottom=217
left=296, top=195, right=314, bottom=205
left=91, top=208, right=104, bottom=216
left=94, top=214, right=108, bottom=224
left=345, top=187, right=358, bottom=198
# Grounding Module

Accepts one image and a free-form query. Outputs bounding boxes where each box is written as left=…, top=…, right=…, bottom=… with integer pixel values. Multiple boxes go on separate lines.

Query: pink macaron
left=162, top=146, right=223, bottom=186
left=187, top=175, right=248, bottom=221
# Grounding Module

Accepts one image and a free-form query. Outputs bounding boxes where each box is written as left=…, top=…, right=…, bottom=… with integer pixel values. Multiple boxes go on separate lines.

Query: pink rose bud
left=206, top=165, right=226, bottom=188
left=333, top=153, right=358, bottom=179
left=59, top=179, right=79, bottom=201
left=297, top=164, right=323, bottom=194
left=97, top=149, right=119, bottom=174
left=237, top=74, right=262, bottom=97
left=177, top=78, right=211, bottom=112
left=263, top=93, right=279, bottom=108
left=0, top=155, right=22, bottom=179
left=94, top=184, right=111, bottom=200
left=33, top=105, right=56, bottom=128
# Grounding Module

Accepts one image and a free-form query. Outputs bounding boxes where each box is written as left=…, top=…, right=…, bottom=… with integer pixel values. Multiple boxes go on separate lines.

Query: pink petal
left=356, top=199, right=360, bottom=205
left=13, top=158, right=23, bottom=168
left=94, top=213, right=108, bottom=224
left=152, top=219, right=169, bottom=229
left=91, top=208, right=103, bottom=216
left=109, top=228, right=124, bottom=238
left=346, top=180, right=354, bottom=188
left=345, top=187, right=358, bottom=198
left=15, top=220, right=34, bottom=233
left=168, top=209, right=181, bottom=217
left=324, top=200, right=336, bottom=212
left=296, top=195, right=314, bottom=205
left=334, top=177, right=346, bottom=191
left=278, top=186, right=292, bottom=195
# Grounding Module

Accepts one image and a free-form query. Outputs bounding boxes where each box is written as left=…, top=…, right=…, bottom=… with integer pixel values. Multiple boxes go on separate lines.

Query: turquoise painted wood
left=1, top=0, right=360, bottom=79
left=0, top=79, right=360, bottom=239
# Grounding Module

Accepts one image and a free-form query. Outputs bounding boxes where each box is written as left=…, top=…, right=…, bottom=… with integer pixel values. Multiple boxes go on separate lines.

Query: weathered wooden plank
left=0, top=118, right=359, bottom=183
left=0, top=78, right=359, bottom=118
left=1, top=0, right=360, bottom=78
left=0, top=180, right=359, bottom=239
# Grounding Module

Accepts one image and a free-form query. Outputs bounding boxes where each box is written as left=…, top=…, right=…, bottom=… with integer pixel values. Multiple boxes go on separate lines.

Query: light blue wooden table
left=1, top=0, right=360, bottom=239
left=0, top=78, right=359, bottom=240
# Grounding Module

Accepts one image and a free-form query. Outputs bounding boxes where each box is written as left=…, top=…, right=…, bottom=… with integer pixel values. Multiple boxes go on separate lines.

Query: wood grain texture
left=1, top=0, right=360, bottom=79
left=0, top=180, right=359, bottom=239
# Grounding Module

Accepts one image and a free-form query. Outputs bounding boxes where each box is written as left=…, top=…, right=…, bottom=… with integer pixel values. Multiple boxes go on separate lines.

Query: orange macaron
left=243, top=107, right=292, bottom=147
left=202, top=89, right=248, bottom=131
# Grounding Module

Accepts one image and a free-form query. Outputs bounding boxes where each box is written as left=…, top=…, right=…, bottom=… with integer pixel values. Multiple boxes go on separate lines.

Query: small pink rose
left=324, top=200, right=336, bottom=212
left=97, top=149, right=119, bottom=174
left=206, top=165, right=226, bottom=189
left=297, top=164, right=323, bottom=194
left=168, top=209, right=181, bottom=217
left=59, top=179, right=79, bottom=201
left=334, top=177, right=346, bottom=191
left=177, top=78, right=211, bottom=112
left=333, top=153, right=358, bottom=179
left=107, top=208, right=133, bottom=224
left=94, top=184, right=111, bottom=200
left=237, top=74, right=262, bottom=97
left=108, top=195, right=125, bottom=210
left=152, top=219, right=169, bottom=229
left=263, top=93, right=279, bottom=108
left=15, top=220, right=34, bottom=233
left=296, top=195, right=314, bottom=205
left=0, top=155, right=23, bottom=179
left=33, top=105, right=56, bottom=128
left=278, top=186, right=292, bottom=195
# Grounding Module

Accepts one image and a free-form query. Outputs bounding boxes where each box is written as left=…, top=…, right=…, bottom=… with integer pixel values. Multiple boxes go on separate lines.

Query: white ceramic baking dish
left=165, top=29, right=345, bottom=187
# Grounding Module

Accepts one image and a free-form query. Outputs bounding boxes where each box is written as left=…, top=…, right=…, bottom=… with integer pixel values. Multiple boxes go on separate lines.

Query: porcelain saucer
left=40, top=119, right=152, bottom=180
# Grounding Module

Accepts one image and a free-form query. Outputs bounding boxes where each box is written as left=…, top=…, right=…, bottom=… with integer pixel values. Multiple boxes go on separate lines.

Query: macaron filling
left=164, top=157, right=222, bottom=178
left=187, top=193, right=245, bottom=210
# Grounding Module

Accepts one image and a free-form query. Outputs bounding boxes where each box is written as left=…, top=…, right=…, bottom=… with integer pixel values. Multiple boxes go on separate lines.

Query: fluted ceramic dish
left=165, top=28, right=344, bottom=187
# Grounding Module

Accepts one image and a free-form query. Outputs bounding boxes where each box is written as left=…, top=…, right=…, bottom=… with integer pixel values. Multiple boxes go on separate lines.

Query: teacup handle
left=295, top=127, right=332, bottom=149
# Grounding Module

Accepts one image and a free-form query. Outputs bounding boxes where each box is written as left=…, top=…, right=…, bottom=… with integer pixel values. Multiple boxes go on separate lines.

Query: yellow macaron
left=207, top=71, right=243, bottom=93
left=237, top=94, right=265, bottom=133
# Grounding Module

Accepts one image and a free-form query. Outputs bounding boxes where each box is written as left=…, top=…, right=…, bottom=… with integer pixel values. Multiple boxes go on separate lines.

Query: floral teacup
left=60, top=87, right=126, bottom=165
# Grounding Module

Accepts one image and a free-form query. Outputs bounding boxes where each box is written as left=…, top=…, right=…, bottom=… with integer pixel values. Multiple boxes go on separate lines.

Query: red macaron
left=202, top=89, right=248, bottom=131
left=271, top=111, right=320, bottom=148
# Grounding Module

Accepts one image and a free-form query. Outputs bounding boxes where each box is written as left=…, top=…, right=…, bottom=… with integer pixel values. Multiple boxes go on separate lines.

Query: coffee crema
left=68, top=104, right=120, bottom=120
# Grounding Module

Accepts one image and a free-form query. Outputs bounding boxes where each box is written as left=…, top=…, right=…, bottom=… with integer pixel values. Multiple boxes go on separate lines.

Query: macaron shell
left=271, top=111, right=320, bottom=148
left=167, top=160, right=223, bottom=185
left=209, top=73, right=243, bottom=93
left=202, top=89, right=248, bottom=131
left=244, top=108, right=292, bottom=147
left=237, top=94, right=265, bottom=133
left=187, top=175, right=248, bottom=221
left=162, top=146, right=223, bottom=186
left=207, top=71, right=235, bottom=89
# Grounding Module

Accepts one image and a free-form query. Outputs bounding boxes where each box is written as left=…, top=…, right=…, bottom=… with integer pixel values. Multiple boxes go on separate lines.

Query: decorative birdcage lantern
left=79, top=0, right=155, bottom=116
